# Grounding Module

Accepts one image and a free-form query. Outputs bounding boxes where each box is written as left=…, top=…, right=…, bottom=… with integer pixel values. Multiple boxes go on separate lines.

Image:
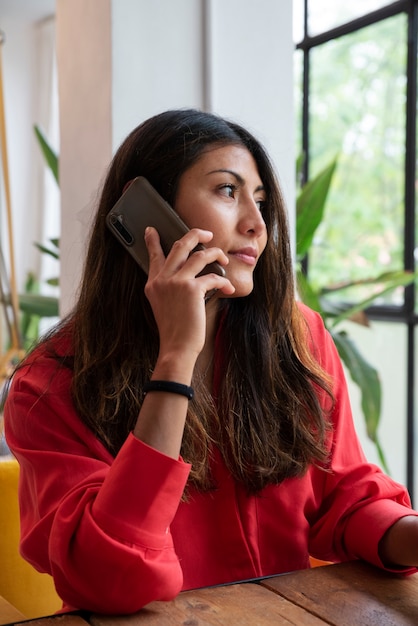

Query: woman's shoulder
left=294, top=300, right=338, bottom=366
left=295, top=300, right=327, bottom=336
left=12, top=325, right=74, bottom=389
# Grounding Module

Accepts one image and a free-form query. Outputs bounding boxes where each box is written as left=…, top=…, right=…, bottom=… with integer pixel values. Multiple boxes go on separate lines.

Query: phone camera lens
left=109, top=214, right=134, bottom=245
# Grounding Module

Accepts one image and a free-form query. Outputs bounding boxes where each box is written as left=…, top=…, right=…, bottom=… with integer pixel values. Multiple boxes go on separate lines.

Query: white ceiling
left=0, top=0, right=55, bottom=21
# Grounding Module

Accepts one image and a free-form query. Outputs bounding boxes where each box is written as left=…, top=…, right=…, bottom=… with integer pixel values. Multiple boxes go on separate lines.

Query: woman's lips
left=229, top=247, right=258, bottom=266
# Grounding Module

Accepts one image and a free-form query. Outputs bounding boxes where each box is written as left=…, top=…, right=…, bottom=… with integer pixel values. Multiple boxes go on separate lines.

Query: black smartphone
left=106, top=176, right=225, bottom=278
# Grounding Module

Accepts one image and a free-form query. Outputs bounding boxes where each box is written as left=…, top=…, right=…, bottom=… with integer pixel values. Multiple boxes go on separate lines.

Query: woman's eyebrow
left=206, top=169, right=265, bottom=192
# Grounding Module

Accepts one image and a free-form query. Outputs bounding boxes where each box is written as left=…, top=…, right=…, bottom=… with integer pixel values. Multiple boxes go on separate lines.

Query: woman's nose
left=239, top=196, right=266, bottom=236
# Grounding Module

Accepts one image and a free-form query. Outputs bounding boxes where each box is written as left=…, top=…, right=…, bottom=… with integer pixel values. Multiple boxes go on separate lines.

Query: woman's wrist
left=152, top=351, right=198, bottom=386
left=143, top=380, right=194, bottom=400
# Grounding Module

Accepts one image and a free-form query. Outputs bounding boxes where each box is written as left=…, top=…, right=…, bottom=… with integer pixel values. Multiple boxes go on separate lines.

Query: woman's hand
left=144, top=226, right=234, bottom=373
left=133, top=227, right=233, bottom=459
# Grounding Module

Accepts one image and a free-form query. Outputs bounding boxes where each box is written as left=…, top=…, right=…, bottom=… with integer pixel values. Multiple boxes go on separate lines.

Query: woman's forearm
left=379, top=515, right=418, bottom=568
left=133, top=351, right=197, bottom=459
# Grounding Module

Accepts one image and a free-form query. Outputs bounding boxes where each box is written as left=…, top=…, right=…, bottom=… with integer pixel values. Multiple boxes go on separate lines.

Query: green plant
left=33, top=123, right=60, bottom=285
left=15, top=126, right=60, bottom=346
left=0, top=126, right=60, bottom=357
left=34, top=124, right=59, bottom=183
left=296, top=157, right=416, bottom=473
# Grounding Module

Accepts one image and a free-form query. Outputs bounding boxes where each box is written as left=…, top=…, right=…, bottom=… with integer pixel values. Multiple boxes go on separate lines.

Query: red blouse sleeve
left=4, top=356, right=191, bottom=614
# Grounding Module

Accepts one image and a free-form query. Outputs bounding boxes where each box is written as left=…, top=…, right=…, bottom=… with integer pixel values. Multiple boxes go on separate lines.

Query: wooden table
left=2, top=561, right=418, bottom=626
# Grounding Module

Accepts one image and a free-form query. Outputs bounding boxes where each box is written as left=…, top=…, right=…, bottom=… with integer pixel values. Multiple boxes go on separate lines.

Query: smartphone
left=106, top=176, right=225, bottom=278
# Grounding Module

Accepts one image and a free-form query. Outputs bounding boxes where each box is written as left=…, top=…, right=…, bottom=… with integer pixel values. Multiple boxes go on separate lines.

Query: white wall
left=0, top=17, right=45, bottom=291
left=111, top=0, right=205, bottom=146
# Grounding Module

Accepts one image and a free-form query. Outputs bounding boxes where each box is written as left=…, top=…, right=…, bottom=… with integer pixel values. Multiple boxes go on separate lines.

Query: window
left=294, top=0, right=418, bottom=503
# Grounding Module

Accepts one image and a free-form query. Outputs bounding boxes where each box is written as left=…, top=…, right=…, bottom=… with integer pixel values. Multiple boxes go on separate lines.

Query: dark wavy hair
left=44, top=109, right=333, bottom=492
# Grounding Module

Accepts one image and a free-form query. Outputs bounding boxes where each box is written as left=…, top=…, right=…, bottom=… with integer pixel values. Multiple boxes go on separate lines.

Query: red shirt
left=4, top=304, right=416, bottom=614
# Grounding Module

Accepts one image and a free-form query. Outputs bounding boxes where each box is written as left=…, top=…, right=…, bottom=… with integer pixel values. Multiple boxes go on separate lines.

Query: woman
left=4, top=109, right=418, bottom=615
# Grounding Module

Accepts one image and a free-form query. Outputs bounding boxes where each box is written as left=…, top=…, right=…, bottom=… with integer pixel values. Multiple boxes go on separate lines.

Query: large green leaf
left=34, top=125, right=59, bottom=184
left=332, top=329, right=389, bottom=472
left=18, top=293, right=59, bottom=318
left=19, top=274, right=40, bottom=349
left=296, top=157, right=338, bottom=260
left=296, top=269, right=324, bottom=314
left=34, top=241, right=60, bottom=260
left=321, top=270, right=415, bottom=295
left=332, top=330, right=381, bottom=439
left=322, top=271, right=416, bottom=328
left=15, top=274, right=59, bottom=349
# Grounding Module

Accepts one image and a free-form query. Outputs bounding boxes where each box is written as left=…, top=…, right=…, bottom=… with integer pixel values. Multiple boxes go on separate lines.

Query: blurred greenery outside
left=294, top=13, right=409, bottom=305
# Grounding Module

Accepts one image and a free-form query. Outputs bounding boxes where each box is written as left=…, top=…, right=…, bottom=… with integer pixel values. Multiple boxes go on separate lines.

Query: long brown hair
left=45, top=109, right=333, bottom=492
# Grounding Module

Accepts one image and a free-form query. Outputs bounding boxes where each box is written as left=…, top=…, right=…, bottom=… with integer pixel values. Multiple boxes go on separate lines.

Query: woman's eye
left=256, top=199, right=266, bottom=212
left=219, top=183, right=236, bottom=198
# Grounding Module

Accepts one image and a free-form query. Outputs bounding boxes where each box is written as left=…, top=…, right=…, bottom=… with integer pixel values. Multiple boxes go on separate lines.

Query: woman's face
left=174, top=145, right=268, bottom=298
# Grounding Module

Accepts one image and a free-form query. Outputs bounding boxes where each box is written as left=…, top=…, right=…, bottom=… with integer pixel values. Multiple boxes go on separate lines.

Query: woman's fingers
left=143, top=227, right=235, bottom=359
left=145, top=226, right=229, bottom=280
left=143, top=226, right=165, bottom=274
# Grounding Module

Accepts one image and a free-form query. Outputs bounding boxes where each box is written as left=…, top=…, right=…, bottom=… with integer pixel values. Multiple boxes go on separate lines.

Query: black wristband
left=143, top=380, right=194, bottom=400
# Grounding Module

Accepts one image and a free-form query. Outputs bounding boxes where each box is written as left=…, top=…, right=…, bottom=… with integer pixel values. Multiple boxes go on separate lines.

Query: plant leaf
left=326, top=271, right=416, bottom=328
left=34, top=242, right=60, bottom=260
left=374, top=437, right=391, bottom=475
left=19, top=274, right=40, bottom=345
left=332, top=329, right=390, bottom=473
left=332, top=330, right=381, bottom=441
left=18, top=293, right=59, bottom=318
left=321, top=270, right=416, bottom=295
left=296, top=157, right=338, bottom=260
left=50, top=238, right=60, bottom=249
left=296, top=269, right=324, bottom=314
left=34, top=125, right=59, bottom=184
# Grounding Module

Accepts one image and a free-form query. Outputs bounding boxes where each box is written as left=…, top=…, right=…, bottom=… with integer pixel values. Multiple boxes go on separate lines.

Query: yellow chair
left=0, top=458, right=62, bottom=618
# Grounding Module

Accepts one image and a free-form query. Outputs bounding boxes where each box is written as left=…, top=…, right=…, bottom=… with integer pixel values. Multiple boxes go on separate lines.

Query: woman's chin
left=225, top=276, right=254, bottom=299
